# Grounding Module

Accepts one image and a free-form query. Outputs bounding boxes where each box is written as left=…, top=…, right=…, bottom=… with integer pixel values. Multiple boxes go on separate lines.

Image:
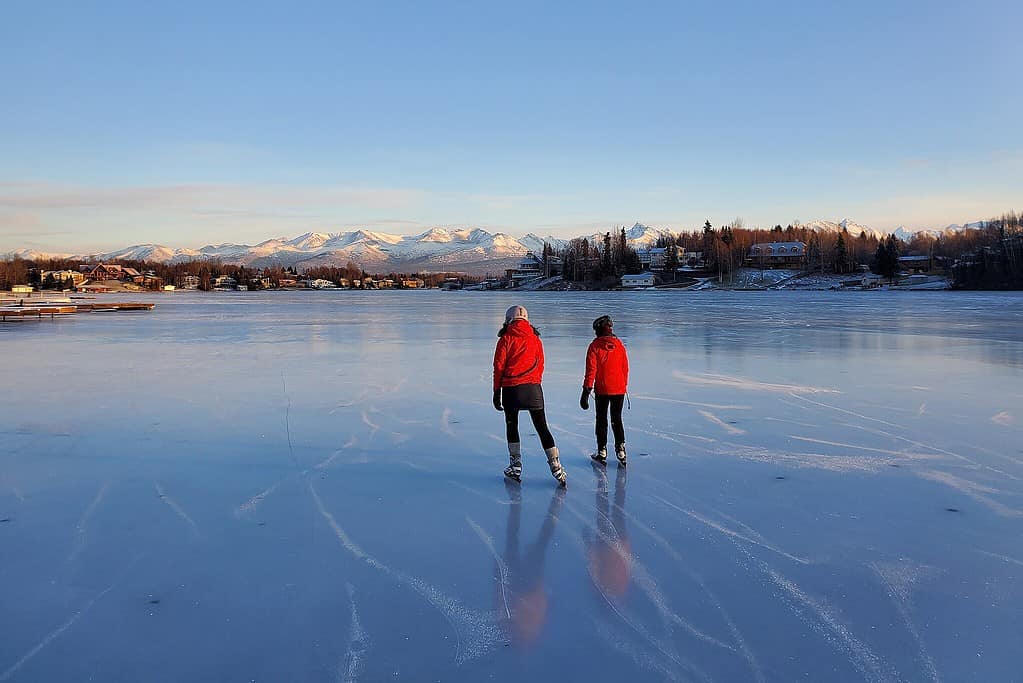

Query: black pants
left=505, top=408, right=556, bottom=450
left=595, top=394, right=626, bottom=449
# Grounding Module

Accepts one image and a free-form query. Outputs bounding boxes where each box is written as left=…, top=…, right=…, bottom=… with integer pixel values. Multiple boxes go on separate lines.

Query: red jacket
left=494, top=319, right=545, bottom=390
left=584, top=334, right=629, bottom=395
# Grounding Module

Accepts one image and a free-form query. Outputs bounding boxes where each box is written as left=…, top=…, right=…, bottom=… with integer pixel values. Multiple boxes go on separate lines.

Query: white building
left=621, top=272, right=656, bottom=288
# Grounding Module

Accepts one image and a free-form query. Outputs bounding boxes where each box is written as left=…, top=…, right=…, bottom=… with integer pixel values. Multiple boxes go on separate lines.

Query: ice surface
left=1, top=290, right=1022, bottom=682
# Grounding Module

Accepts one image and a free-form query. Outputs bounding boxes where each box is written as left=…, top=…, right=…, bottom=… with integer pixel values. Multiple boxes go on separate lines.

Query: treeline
left=0, top=255, right=477, bottom=291
left=559, top=228, right=642, bottom=285
left=949, top=212, right=1023, bottom=289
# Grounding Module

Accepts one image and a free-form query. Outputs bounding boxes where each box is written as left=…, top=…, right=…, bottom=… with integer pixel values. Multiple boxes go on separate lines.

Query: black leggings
left=506, top=408, right=556, bottom=450
left=595, top=394, right=626, bottom=449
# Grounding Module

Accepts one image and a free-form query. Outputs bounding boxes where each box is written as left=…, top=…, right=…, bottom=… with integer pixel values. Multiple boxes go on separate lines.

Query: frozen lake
left=2, top=290, right=1022, bottom=682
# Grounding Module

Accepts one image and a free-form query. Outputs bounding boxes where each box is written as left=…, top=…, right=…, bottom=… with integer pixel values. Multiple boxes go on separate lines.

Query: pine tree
left=835, top=231, right=849, bottom=274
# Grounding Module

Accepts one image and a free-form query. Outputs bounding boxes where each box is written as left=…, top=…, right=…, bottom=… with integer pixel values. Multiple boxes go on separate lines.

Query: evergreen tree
left=835, top=231, right=850, bottom=274
left=601, top=232, right=613, bottom=275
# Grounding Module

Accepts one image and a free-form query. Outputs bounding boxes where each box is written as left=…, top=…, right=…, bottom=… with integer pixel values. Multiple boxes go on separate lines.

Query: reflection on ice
left=1, top=290, right=1022, bottom=681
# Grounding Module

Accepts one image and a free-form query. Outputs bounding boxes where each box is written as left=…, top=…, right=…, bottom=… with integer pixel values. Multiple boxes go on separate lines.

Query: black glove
left=580, top=387, right=591, bottom=410
left=493, top=388, right=503, bottom=412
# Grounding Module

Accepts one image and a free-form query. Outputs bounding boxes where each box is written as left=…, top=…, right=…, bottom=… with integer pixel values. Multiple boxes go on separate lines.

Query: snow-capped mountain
left=584, top=223, right=675, bottom=249
left=798, top=219, right=888, bottom=240
left=70, top=228, right=572, bottom=274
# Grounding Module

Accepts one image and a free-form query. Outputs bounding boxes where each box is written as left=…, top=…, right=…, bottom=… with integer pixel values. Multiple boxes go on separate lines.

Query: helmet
left=592, top=315, right=613, bottom=333
left=505, top=305, right=529, bottom=323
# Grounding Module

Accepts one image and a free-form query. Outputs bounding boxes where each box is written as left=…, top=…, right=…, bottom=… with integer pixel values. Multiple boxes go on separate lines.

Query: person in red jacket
left=580, top=315, right=629, bottom=466
left=493, top=305, right=567, bottom=486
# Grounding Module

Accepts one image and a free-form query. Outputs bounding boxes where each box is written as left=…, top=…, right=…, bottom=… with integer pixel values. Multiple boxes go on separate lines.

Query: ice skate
left=590, top=446, right=607, bottom=465
left=504, top=443, right=522, bottom=483
left=615, top=443, right=627, bottom=467
left=545, top=447, right=567, bottom=487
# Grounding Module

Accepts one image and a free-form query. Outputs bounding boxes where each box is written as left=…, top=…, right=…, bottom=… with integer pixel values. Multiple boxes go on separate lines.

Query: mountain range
left=12, top=220, right=990, bottom=275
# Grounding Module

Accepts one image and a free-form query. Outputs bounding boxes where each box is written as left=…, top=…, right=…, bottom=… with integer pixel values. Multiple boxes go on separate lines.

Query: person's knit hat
left=505, top=305, right=529, bottom=323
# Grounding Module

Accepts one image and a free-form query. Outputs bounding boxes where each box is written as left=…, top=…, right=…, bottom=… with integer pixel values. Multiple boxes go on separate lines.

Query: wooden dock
left=0, top=302, right=155, bottom=322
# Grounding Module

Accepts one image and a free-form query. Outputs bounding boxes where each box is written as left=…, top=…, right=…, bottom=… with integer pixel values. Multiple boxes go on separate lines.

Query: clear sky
left=2, top=0, right=1020, bottom=252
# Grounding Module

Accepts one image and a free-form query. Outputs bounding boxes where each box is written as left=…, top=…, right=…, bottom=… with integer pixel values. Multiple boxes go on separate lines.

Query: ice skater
left=493, top=305, right=567, bottom=486
left=579, top=315, right=629, bottom=466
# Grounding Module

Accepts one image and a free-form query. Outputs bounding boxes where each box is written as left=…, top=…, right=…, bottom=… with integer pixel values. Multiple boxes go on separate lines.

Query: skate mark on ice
left=328, top=402, right=355, bottom=415
left=990, top=411, right=1013, bottom=426
left=315, top=436, right=359, bottom=471
left=698, top=410, right=745, bottom=435
left=563, top=498, right=729, bottom=669
left=675, top=372, right=840, bottom=395
left=445, top=480, right=512, bottom=505
left=339, top=583, right=369, bottom=683
left=916, top=470, right=1023, bottom=517
left=0, top=556, right=138, bottom=682
left=235, top=475, right=296, bottom=518
left=441, top=408, right=456, bottom=437
left=629, top=425, right=716, bottom=449
left=466, top=517, right=511, bottom=620
left=64, top=481, right=110, bottom=567
left=360, top=410, right=380, bottom=434
left=977, top=549, right=1023, bottom=567
left=557, top=515, right=711, bottom=682
left=788, top=436, right=937, bottom=460
left=156, top=484, right=200, bottom=536
left=763, top=416, right=819, bottom=429
left=765, top=563, right=898, bottom=683
left=716, top=443, right=896, bottom=473
left=788, top=393, right=902, bottom=429
left=653, top=495, right=809, bottom=565
left=593, top=620, right=683, bottom=682
left=309, top=482, right=500, bottom=665
left=918, top=403, right=927, bottom=417
left=870, top=561, right=942, bottom=683
left=839, top=422, right=1019, bottom=480
left=631, top=395, right=752, bottom=410
left=608, top=486, right=765, bottom=682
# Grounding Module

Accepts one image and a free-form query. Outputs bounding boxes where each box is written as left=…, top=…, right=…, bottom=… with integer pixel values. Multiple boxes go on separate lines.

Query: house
left=308, top=279, right=337, bottom=289
left=178, top=275, right=201, bottom=290
left=278, top=278, right=298, bottom=288
left=637, top=246, right=685, bottom=270
left=621, top=272, right=656, bottom=288
left=213, top=275, right=237, bottom=289
left=748, top=242, right=806, bottom=267
left=11, top=284, right=33, bottom=294
left=401, top=279, right=425, bottom=288
left=41, top=270, right=87, bottom=287
left=508, top=251, right=562, bottom=285
left=87, top=264, right=140, bottom=281
left=898, top=255, right=931, bottom=273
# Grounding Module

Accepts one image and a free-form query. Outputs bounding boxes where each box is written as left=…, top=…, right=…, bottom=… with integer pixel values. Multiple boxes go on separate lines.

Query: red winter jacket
left=493, top=319, right=545, bottom=390
left=584, top=334, right=629, bottom=395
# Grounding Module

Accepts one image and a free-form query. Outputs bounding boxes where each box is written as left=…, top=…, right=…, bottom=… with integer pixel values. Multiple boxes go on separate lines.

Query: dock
left=0, top=302, right=155, bottom=322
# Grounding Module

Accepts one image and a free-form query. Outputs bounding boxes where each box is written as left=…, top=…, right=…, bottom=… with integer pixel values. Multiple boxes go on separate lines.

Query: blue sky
left=2, top=0, right=1020, bottom=252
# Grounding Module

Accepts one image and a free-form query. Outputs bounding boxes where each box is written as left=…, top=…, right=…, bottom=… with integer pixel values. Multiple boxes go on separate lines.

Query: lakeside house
left=41, top=270, right=88, bottom=287
left=86, top=263, right=141, bottom=281
left=748, top=241, right=807, bottom=267
left=621, top=272, right=656, bottom=288
left=507, top=251, right=563, bottom=286
left=637, top=246, right=686, bottom=270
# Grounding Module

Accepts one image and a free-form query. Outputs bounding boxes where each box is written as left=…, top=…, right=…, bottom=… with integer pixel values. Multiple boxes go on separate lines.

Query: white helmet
left=505, top=305, right=528, bottom=323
